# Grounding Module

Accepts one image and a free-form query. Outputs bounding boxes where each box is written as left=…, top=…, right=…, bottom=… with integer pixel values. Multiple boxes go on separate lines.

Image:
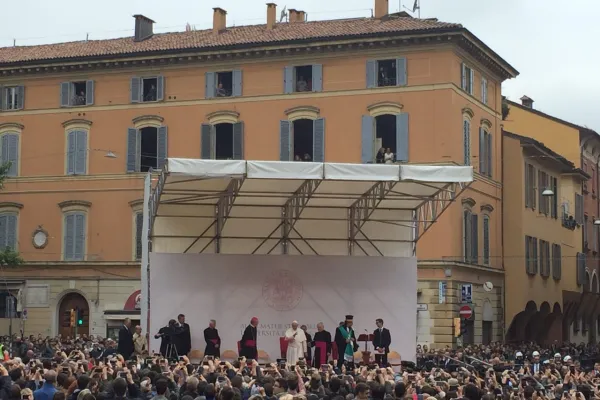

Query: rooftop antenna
left=280, top=6, right=288, bottom=22
left=402, top=0, right=421, bottom=18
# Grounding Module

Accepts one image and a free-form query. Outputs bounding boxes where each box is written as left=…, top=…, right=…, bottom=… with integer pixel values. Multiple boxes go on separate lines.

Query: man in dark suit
left=175, top=314, right=191, bottom=356
left=117, top=318, right=134, bottom=360
left=372, top=318, right=391, bottom=367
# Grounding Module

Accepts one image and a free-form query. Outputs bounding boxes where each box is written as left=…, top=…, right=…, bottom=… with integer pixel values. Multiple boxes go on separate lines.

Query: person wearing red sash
left=240, top=317, right=259, bottom=359
left=204, top=320, right=221, bottom=358
left=312, top=322, right=332, bottom=368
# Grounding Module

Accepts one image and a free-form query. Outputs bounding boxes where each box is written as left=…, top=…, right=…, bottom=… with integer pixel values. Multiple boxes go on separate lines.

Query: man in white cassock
left=284, top=320, right=307, bottom=365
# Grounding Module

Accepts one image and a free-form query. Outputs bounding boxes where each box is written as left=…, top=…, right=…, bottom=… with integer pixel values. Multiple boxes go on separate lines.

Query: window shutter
left=126, top=128, right=139, bottom=172
left=60, top=82, right=71, bottom=107
left=130, top=77, right=141, bottom=103
left=525, top=236, right=530, bottom=274
left=16, top=86, right=24, bottom=110
left=538, top=170, right=543, bottom=214
left=486, top=132, right=492, bottom=177
left=6, top=134, right=18, bottom=177
left=135, top=212, right=143, bottom=260
left=461, top=63, right=466, bottom=90
left=481, top=78, right=487, bottom=104
left=396, top=113, right=409, bottom=162
left=469, top=68, right=474, bottom=95
left=6, top=214, right=16, bottom=250
left=0, top=87, right=4, bottom=111
left=232, top=70, right=243, bottom=97
left=525, top=164, right=530, bottom=208
left=533, top=238, right=538, bottom=274
left=156, top=75, right=165, bottom=101
left=67, top=131, right=76, bottom=175
left=0, top=215, right=6, bottom=249
left=479, top=127, right=485, bottom=175
left=0, top=135, right=6, bottom=167
left=396, top=57, right=407, bottom=86
left=361, top=115, right=374, bottom=164
left=64, top=214, right=75, bottom=260
left=366, top=60, right=377, bottom=88
left=205, top=72, right=216, bottom=99
left=551, top=177, right=558, bottom=218
left=75, top=131, right=87, bottom=175
left=85, top=80, right=94, bottom=105
left=280, top=120, right=292, bottom=161
left=471, top=213, right=478, bottom=264
left=201, top=124, right=212, bottom=159
left=464, top=211, right=472, bottom=262
left=483, top=216, right=490, bottom=265
left=157, top=126, right=168, bottom=170
left=284, top=66, right=294, bottom=94
left=74, top=213, right=85, bottom=261
left=232, top=122, right=244, bottom=160
left=312, top=64, right=323, bottom=92
left=312, top=118, right=325, bottom=162
left=463, top=120, right=471, bottom=166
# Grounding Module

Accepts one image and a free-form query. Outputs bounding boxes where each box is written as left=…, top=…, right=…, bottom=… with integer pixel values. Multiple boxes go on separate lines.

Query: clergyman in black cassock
left=372, top=318, right=392, bottom=367
left=334, top=315, right=358, bottom=368
left=301, top=325, right=312, bottom=363
left=240, top=317, right=259, bottom=359
left=204, top=320, right=221, bottom=358
left=312, top=322, right=332, bottom=368
left=175, top=314, right=191, bottom=356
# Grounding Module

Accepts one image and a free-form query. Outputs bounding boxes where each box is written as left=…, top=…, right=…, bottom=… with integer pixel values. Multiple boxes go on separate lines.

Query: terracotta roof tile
left=0, top=17, right=462, bottom=65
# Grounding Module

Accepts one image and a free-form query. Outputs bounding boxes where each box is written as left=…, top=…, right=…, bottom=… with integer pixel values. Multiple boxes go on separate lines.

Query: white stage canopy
left=140, top=159, right=472, bottom=335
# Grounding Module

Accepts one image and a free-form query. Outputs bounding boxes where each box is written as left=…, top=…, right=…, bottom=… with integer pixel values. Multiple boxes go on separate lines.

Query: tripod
left=165, top=342, right=179, bottom=360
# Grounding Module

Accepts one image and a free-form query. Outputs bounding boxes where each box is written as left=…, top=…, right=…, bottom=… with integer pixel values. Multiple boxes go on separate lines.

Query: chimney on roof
left=267, top=3, right=277, bottom=29
left=374, top=0, right=389, bottom=18
left=213, top=7, right=227, bottom=33
left=133, top=15, right=155, bottom=42
left=520, top=95, right=534, bottom=109
left=288, top=9, right=306, bottom=23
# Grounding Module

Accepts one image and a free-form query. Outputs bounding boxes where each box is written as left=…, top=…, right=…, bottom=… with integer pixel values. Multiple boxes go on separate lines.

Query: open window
left=366, top=58, right=407, bottom=88
left=294, top=66, right=312, bottom=92
left=200, top=122, right=244, bottom=160
left=361, top=113, right=409, bottom=164
left=60, top=80, right=94, bottom=107
left=126, top=125, right=168, bottom=172
left=279, top=118, right=325, bottom=162
left=205, top=70, right=242, bottom=99
left=130, top=76, right=164, bottom=103
left=1, top=86, right=24, bottom=111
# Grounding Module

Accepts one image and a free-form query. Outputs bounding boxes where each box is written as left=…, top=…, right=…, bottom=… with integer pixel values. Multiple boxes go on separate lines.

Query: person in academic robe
left=312, top=322, right=332, bottom=368
left=204, top=320, right=221, bottom=358
left=175, top=314, right=191, bottom=356
left=334, top=315, right=358, bottom=368
left=240, top=317, right=258, bottom=359
left=372, top=318, right=391, bottom=367
left=117, top=318, right=134, bottom=360
left=284, top=321, right=307, bottom=365
left=301, top=324, right=312, bottom=363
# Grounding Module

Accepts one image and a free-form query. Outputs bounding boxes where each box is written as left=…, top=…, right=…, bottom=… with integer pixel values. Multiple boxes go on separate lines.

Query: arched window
left=201, top=111, right=244, bottom=160
left=361, top=102, right=408, bottom=164
left=280, top=106, right=325, bottom=162
left=462, top=198, right=478, bottom=264
left=127, top=116, right=168, bottom=172
left=59, top=201, right=90, bottom=261
left=479, top=119, right=492, bottom=178
left=462, top=108, right=474, bottom=166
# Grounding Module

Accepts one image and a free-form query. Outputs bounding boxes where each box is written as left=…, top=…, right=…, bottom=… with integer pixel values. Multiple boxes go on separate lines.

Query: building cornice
left=0, top=32, right=516, bottom=80
left=58, top=200, right=92, bottom=209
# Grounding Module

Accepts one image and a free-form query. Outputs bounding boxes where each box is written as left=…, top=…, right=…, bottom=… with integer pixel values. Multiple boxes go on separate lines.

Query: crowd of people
left=2, top=319, right=600, bottom=400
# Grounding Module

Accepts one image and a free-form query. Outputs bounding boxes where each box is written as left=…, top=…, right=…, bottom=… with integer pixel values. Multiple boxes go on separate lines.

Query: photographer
left=154, top=319, right=181, bottom=358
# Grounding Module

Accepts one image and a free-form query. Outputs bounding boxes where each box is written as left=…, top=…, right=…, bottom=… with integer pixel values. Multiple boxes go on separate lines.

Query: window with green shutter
left=0, top=133, right=19, bottom=177
left=0, top=213, right=18, bottom=251
left=66, top=130, right=87, bottom=175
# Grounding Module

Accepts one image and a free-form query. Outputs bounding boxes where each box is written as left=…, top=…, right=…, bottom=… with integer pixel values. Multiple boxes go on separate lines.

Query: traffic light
left=69, top=309, right=75, bottom=328
left=460, top=318, right=468, bottom=336
left=76, top=308, right=84, bottom=326
left=453, top=317, right=461, bottom=337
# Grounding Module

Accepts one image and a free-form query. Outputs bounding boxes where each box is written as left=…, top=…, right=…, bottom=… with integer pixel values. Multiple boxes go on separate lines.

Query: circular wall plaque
left=32, top=228, right=48, bottom=249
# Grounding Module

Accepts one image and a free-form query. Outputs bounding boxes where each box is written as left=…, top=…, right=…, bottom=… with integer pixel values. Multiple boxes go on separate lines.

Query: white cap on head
left=516, top=351, right=523, bottom=357
left=532, top=351, right=540, bottom=356
left=554, top=353, right=561, bottom=358
left=564, top=355, right=572, bottom=362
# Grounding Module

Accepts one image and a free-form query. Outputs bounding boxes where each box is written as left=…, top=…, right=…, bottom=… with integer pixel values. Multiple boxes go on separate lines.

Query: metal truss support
left=214, top=178, right=244, bottom=253
left=148, top=168, right=167, bottom=234
left=412, top=181, right=471, bottom=253
left=348, top=181, right=395, bottom=255
left=281, top=180, right=321, bottom=254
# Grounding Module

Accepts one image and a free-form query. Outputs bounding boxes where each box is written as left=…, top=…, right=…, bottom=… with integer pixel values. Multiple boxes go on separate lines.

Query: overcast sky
left=1, top=0, right=596, bottom=131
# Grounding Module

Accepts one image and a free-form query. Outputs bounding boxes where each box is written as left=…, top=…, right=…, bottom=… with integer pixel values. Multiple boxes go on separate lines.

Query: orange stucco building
left=0, top=0, right=517, bottom=345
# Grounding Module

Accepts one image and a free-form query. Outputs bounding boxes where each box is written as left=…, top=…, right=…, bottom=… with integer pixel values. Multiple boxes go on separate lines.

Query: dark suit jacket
left=372, top=327, right=391, bottom=353
left=117, top=325, right=134, bottom=359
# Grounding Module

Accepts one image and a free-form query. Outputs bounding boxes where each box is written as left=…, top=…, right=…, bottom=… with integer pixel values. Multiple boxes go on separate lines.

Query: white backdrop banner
left=149, top=253, right=417, bottom=361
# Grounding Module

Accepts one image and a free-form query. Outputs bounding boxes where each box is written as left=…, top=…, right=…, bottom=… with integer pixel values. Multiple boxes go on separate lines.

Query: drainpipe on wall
left=500, top=125, right=506, bottom=342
